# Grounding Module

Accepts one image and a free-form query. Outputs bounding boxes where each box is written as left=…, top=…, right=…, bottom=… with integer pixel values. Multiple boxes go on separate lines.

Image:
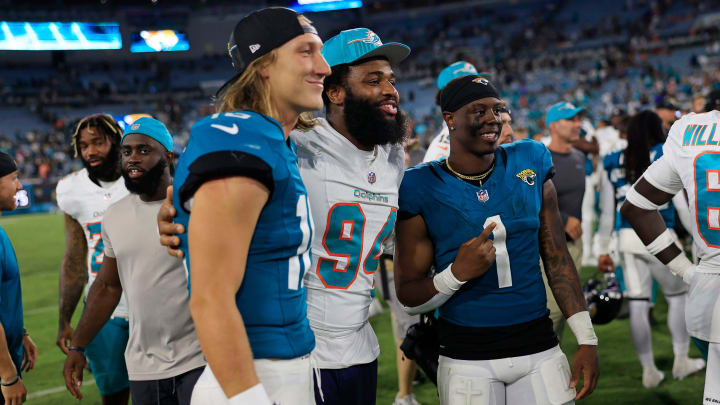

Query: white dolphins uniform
left=56, top=168, right=129, bottom=319
left=292, top=118, right=404, bottom=370
left=639, top=110, right=720, bottom=403
left=423, top=123, right=450, bottom=163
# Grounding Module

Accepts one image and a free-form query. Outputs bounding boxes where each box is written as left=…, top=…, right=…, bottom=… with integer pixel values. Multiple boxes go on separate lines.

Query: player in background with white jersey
left=295, top=28, right=410, bottom=405
left=55, top=114, right=130, bottom=405
left=621, top=90, right=720, bottom=404
left=597, top=111, right=703, bottom=388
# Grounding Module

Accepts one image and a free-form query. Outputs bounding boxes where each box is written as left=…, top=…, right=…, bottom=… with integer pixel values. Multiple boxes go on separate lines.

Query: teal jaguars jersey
left=603, top=143, right=675, bottom=230
left=173, top=111, right=314, bottom=360
left=399, top=140, right=554, bottom=327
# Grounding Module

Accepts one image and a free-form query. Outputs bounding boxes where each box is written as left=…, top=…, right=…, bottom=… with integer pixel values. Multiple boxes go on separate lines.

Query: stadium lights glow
left=291, top=0, right=362, bottom=12
left=23, top=23, right=39, bottom=49
left=0, top=21, right=122, bottom=50
left=48, top=23, right=68, bottom=48
left=71, top=23, right=89, bottom=48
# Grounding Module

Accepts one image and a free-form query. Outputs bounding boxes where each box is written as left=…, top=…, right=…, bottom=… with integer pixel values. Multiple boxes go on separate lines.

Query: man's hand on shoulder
left=157, top=185, right=185, bottom=258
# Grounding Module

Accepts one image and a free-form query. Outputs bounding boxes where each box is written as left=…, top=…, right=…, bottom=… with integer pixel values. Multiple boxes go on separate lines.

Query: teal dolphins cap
left=546, top=102, right=585, bottom=127
left=437, top=61, right=479, bottom=90
left=122, top=117, right=173, bottom=152
left=321, top=28, right=410, bottom=68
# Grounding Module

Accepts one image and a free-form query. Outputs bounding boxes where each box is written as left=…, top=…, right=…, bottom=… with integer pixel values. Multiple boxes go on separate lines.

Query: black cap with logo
left=217, top=7, right=318, bottom=96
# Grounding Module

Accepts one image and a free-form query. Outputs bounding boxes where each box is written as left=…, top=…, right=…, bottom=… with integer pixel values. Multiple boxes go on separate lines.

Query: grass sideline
left=2, top=213, right=706, bottom=404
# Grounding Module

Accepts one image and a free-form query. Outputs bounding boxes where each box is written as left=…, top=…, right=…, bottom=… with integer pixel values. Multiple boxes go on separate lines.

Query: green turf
left=1, top=213, right=707, bottom=404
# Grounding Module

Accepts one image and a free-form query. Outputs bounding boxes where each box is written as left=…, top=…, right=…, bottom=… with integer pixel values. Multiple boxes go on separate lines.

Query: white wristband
left=666, top=253, right=693, bottom=278
left=646, top=229, right=678, bottom=255
left=228, top=383, right=272, bottom=405
left=625, top=186, right=661, bottom=210
left=433, top=264, right=466, bottom=296
left=567, top=311, right=598, bottom=346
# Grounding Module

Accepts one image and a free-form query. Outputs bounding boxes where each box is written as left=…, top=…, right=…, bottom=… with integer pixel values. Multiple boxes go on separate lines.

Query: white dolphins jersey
left=292, top=118, right=404, bottom=369
left=422, top=123, right=450, bottom=163
left=643, top=110, right=720, bottom=272
left=56, top=168, right=130, bottom=318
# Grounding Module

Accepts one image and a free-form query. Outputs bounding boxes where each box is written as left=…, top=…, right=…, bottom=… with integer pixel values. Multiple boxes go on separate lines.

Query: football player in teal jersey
left=170, top=8, right=330, bottom=405
left=394, top=75, right=599, bottom=405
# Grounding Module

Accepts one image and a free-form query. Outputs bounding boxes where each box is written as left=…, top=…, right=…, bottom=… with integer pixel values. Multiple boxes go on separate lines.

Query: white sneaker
left=368, top=297, right=384, bottom=319
left=672, top=356, right=706, bottom=380
left=392, top=393, right=421, bottom=405
left=642, top=366, right=665, bottom=388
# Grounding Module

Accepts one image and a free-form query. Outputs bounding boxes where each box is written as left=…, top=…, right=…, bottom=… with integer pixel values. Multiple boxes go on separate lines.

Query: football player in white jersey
left=621, top=91, right=720, bottom=404
left=55, top=114, right=130, bottom=405
left=294, top=28, right=410, bottom=405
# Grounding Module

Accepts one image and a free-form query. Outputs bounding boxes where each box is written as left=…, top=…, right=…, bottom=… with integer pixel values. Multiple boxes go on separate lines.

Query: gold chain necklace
left=445, top=158, right=495, bottom=181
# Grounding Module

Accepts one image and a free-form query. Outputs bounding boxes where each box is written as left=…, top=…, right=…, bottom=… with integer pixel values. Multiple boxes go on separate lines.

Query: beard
left=342, top=87, right=408, bottom=148
left=122, top=158, right=167, bottom=196
left=83, top=143, right=120, bottom=181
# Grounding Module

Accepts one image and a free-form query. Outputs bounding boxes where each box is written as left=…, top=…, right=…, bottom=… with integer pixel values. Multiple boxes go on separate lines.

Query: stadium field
left=3, top=213, right=705, bottom=404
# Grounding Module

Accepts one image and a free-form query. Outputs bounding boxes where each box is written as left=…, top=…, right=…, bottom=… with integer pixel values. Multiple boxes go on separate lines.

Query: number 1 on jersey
left=483, top=215, right=512, bottom=288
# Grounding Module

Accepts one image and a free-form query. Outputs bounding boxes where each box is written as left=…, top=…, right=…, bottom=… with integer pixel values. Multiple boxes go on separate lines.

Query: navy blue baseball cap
left=218, top=7, right=319, bottom=96
left=322, top=28, right=410, bottom=68
left=546, top=102, right=585, bottom=127
left=122, top=117, right=173, bottom=152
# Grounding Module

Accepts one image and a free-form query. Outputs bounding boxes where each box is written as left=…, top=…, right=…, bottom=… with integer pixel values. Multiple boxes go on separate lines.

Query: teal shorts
left=85, top=317, right=129, bottom=396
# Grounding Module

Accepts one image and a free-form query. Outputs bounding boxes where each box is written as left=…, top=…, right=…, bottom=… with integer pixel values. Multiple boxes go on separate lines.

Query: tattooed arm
left=57, top=214, right=88, bottom=355
left=538, top=180, right=586, bottom=318
left=539, top=180, right=599, bottom=400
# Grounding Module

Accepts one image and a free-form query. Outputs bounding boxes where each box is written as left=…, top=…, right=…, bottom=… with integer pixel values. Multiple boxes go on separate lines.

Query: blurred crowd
left=0, top=0, right=719, bottom=194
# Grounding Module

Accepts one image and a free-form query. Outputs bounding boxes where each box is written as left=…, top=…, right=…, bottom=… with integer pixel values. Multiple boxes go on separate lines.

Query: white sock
left=665, top=294, right=690, bottom=357
left=705, top=342, right=720, bottom=402
left=629, top=300, right=655, bottom=368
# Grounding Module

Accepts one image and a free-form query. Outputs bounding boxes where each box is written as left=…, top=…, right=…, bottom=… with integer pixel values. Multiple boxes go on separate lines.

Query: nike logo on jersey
left=211, top=123, right=239, bottom=135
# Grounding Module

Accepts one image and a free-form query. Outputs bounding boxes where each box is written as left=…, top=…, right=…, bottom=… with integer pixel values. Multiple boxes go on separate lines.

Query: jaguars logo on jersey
left=516, top=169, right=537, bottom=186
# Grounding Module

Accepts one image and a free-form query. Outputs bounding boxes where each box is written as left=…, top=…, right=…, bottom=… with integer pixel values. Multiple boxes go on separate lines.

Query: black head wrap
left=0, top=152, right=17, bottom=178
left=439, top=75, right=501, bottom=113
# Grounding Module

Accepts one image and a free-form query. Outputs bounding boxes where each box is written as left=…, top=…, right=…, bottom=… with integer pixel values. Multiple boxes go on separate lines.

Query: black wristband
left=1, top=375, right=19, bottom=387
left=68, top=346, right=85, bottom=355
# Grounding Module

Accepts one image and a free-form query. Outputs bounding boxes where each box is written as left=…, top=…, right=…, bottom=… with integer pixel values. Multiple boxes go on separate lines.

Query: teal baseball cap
left=322, top=28, right=410, bottom=68
left=437, top=61, right=479, bottom=90
left=122, top=117, right=173, bottom=152
left=546, top=102, right=585, bottom=127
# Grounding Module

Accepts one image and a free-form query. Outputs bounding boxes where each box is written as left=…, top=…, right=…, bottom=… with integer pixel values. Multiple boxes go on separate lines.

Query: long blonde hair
left=215, top=15, right=316, bottom=130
